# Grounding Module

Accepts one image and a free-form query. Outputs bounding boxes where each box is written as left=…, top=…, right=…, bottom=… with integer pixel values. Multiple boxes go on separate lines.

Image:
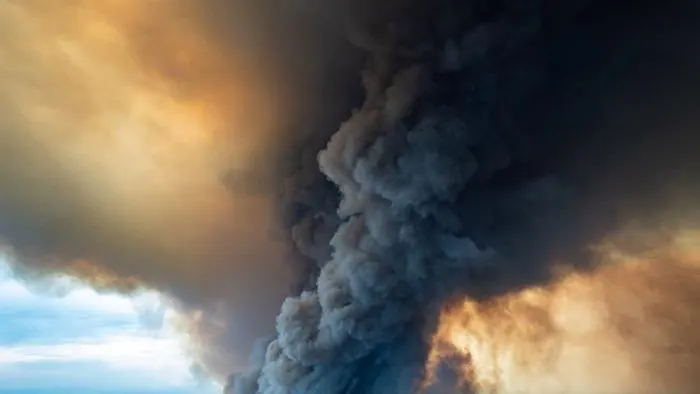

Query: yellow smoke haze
left=427, top=229, right=700, bottom=394
left=0, top=0, right=294, bottom=377
left=0, top=0, right=283, bottom=278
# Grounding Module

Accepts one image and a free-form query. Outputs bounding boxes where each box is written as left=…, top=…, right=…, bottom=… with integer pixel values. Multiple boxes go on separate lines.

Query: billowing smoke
left=229, top=0, right=700, bottom=393
left=427, top=228, right=700, bottom=394
left=3, top=0, right=700, bottom=393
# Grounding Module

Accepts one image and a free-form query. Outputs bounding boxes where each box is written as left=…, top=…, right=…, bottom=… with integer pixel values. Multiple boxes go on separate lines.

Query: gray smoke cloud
left=3, top=0, right=700, bottom=392
left=231, top=2, right=566, bottom=392
left=229, top=0, right=700, bottom=393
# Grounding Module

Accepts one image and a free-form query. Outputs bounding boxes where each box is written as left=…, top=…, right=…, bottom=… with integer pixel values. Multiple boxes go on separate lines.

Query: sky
left=0, top=256, right=218, bottom=394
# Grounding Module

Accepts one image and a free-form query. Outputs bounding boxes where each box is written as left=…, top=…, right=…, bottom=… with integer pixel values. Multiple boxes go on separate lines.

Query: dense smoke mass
left=427, top=229, right=700, bottom=394
left=2, top=0, right=700, bottom=393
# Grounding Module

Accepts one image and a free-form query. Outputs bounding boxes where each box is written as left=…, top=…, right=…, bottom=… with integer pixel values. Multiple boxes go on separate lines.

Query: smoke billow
left=3, top=0, right=700, bottom=393
left=427, top=229, right=700, bottom=394
left=230, top=0, right=700, bottom=393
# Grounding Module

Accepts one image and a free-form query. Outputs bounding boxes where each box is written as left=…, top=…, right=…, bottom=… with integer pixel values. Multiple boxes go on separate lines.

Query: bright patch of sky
left=0, top=257, right=218, bottom=394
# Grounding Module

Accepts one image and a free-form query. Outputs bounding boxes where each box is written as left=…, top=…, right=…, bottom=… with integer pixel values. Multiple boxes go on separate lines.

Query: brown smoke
left=0, top=0, right=311, bottom=378
left=428, top=227, right=700, bottom=393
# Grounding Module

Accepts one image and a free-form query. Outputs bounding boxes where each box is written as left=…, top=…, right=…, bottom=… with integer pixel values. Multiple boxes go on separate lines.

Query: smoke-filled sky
left=2, top=1, right=700, bottom=393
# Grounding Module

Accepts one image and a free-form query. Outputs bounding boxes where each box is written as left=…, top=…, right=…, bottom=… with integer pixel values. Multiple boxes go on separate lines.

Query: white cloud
left=0, top=257, right=211, bottom=392
left=0, top=265, right=154, bottom=316
left=0, top=334, right=193, bottom=386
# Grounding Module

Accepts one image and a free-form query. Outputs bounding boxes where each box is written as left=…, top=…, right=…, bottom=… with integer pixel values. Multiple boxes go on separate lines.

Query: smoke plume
left=3, top=0, right=700, bottom=393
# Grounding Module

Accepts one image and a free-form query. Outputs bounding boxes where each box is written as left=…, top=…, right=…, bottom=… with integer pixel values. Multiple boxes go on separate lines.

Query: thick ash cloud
left=3, top=0, right=700, bottom=392
left=229, top=0, right=700, bottom=393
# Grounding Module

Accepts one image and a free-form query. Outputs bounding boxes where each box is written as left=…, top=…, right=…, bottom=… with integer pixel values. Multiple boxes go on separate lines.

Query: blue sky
left=0, top=257, right=219, bottom=394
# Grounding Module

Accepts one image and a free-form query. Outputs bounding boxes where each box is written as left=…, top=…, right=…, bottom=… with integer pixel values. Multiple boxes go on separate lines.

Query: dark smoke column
left=228, top=1, right=607, bottom=393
